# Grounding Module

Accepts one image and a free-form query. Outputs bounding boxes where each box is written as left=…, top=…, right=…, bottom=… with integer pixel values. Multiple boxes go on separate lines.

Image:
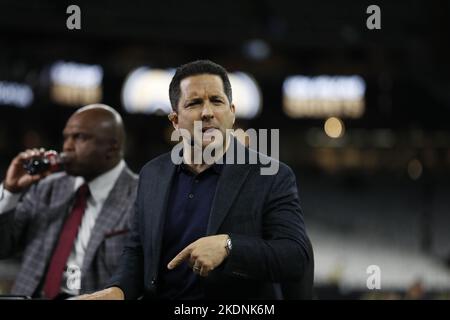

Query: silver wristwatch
left=225, top=237, right=232, bottom=255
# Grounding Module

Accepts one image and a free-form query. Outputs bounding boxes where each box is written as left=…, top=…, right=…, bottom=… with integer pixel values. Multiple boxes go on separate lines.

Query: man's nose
left=63, top=137, right=74, bottom=151
left=201, top=102, right=214, bottom=120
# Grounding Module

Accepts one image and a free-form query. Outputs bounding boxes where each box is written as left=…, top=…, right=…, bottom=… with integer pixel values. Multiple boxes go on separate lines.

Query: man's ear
left=231, top=104, right=236, bottom=125
left=168, top=111, right=179, bottom=129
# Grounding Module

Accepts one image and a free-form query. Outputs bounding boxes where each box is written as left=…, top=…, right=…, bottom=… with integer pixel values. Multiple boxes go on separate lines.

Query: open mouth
left=202, top=127, right=217, bottom=134
left=201, top=127, right=221, bottom=143
left=60, top=152, right=75, bottom=164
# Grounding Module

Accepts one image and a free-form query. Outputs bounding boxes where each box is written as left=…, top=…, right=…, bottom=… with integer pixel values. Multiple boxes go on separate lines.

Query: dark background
left=0, top=0, right=450, bottom=299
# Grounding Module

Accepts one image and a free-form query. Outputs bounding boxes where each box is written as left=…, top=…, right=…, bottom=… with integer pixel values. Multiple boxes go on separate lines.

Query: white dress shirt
left=0, top=160, right=125, bottom=296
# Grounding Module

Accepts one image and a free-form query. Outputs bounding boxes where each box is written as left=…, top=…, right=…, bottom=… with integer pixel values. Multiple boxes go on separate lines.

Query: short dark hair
left=169, top=60, right=232, bottom=111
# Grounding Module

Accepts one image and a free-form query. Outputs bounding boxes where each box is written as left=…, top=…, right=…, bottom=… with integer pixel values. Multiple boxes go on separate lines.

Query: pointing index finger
left=167, top=246, right=191, bottom=270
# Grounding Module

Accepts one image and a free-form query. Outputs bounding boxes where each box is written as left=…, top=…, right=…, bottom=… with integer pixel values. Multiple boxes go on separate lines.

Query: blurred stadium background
left=1, top=0, right=450, bottom=299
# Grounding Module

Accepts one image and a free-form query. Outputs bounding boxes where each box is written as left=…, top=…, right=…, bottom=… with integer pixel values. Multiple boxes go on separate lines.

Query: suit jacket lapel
left=45, top=176, right=77, bottom=222
left=17, top=176, right=76, bottom=295
left=147, top=159, right=176, bottom=272
left=82, top=167, right=135, bottom=273
left=206, top=161, right=251, bottom=235
left=41, top=176, right=77, bottom=266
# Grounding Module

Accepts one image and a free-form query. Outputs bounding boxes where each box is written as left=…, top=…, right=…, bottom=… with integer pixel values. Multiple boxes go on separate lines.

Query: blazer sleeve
left=221, top=163, right=311, bottom=282
left=0, top=184, right=38, bottom=258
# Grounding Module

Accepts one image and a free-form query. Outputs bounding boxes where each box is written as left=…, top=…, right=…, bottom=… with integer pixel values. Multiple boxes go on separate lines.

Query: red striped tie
left=43, top=184, right=89, bottom=299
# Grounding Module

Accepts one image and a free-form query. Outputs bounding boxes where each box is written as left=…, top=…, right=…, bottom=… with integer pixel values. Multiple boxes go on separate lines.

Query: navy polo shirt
left=157, top=162, right=223, bottom=299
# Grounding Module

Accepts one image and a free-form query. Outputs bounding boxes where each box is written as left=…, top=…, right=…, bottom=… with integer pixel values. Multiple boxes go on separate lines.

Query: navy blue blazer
left=109, top=141, right=312, bottom=299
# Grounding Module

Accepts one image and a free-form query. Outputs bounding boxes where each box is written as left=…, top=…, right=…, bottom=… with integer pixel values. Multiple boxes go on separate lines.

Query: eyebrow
left=185, top=98, right=203, bottom=105
left=62, top=130, right=91, bottom=137
left=187, top=94, right=224, bottom=101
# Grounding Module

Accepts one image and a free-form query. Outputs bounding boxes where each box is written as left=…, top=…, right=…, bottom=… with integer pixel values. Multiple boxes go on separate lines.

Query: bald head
left=62, top=104, right=126, bottom=180
left=73, top=104, right=125, bottom=157
left=75, top=104, right=123, bottom=125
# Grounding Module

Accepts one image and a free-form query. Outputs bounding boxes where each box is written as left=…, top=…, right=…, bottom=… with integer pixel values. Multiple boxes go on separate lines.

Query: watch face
left=227, top=238, right=232, bottom=250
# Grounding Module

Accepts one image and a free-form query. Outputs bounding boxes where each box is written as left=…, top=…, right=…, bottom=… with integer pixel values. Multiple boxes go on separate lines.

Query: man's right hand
left=70, top=287, right=125, bottom=300
left=3, top=148, right=51, bottom=194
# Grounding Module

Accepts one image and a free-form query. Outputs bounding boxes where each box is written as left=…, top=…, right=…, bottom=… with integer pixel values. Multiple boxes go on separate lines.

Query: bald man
left=0, top=104, right=138, bottom=299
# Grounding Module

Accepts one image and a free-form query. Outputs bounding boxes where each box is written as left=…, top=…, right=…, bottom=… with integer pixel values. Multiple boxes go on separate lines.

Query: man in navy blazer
left=77, top=60, right=312, bottom=300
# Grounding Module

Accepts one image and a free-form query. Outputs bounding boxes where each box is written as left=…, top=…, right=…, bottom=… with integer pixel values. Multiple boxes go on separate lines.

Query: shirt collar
left=177, top=147, right=226, bottom=175
left=177, top=161, right=224, bottom=176
left=74, top=160, right=125, bottom=203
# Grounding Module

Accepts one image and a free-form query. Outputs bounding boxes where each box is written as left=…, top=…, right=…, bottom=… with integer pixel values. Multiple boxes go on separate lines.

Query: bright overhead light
left=49, top=61, right=103, bottom=106
left=228, top=72, right=262, bottom=119
left=50, top=61, right=103, bottom=88
left=122, top=67, right=174, bottom=115
left=324, top=117, right=345, bottom=139
left=0, top=81, right=33, bottom=108
left=283, top=75, right=365, bottom=119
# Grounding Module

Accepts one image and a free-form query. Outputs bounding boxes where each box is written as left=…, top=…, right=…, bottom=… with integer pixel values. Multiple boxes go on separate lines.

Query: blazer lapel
left=206, top=162, right=251, bottom=235
left=41, top=177, right=77, bottom=264
left=147, top=159, right=176, bottom=272
left=82, top=167, right=135, bottom=273
left=45, top=176, right=77, bottom=222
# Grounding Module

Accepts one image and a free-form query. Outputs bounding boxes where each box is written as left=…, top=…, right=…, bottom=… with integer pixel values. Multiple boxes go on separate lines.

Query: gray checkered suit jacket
left=0, top=165, right=138, bottom=297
